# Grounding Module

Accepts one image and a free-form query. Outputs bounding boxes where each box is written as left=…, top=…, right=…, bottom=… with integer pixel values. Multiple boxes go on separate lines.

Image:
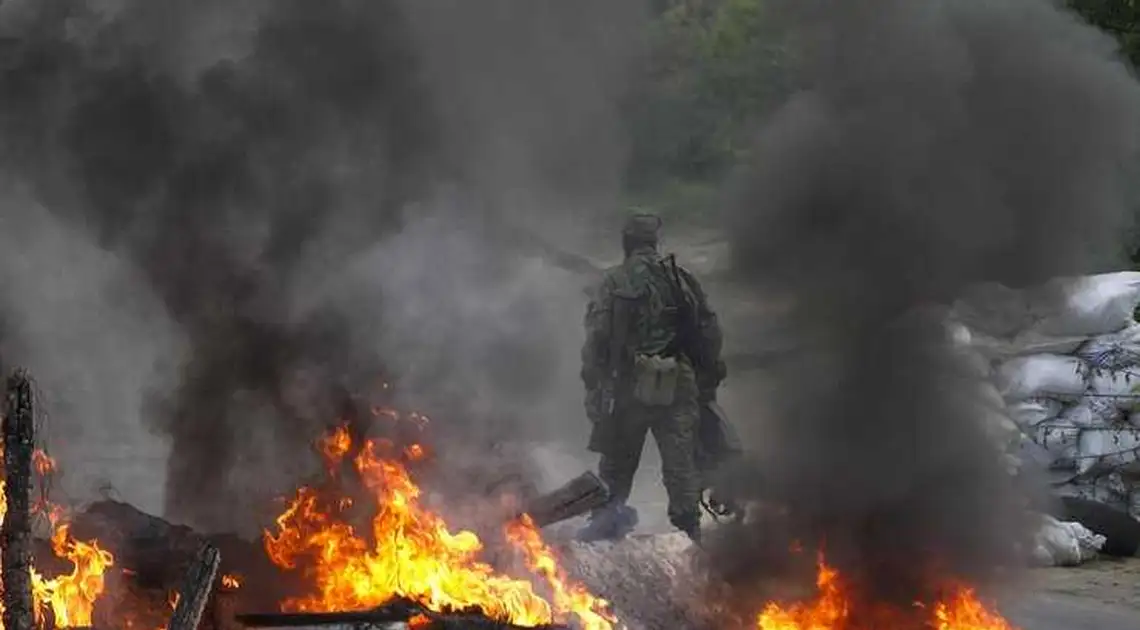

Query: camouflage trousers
left=595, top=362, right=701, bottom=526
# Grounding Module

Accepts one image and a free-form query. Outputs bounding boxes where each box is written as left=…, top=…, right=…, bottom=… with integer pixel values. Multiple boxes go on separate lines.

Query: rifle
left=665, top=254, right=706, bottom=372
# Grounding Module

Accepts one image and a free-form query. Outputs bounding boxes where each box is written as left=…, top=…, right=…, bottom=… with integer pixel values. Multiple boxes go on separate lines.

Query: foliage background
left=626, top=0, right=1140, bottom=255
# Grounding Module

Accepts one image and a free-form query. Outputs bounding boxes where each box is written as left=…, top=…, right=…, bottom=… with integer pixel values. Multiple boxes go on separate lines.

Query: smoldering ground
left=0, top=0, right=647, bottom=533
left=707, top=0, right=1140, bottom=612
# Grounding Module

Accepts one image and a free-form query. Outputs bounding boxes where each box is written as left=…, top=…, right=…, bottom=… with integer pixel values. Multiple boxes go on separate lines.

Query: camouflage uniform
left=579, top=212, right=724, bottom=541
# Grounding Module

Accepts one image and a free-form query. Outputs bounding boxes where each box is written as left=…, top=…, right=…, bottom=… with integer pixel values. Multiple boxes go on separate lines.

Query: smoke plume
left=712, top=0, right=1140, bottom=609
left=0, top=0, right=646, bottom=531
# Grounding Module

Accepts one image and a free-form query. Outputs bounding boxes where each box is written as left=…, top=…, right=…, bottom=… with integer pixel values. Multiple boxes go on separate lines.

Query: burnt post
left=3, top=370, right=36, bottom=630
left=167, top=543, right=221, bottom=630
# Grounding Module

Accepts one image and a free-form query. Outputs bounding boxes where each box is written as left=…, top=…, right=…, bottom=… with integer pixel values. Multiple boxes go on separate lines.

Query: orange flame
left=757, top=556, right=848, bottom=630
left=756, top=555, right=1017, bottom=630
left=931, top=588, right=1017, bottom=630
left=0, top=446, right=114, bottom=630
left=31, top=525, right=115, bottom=627
left=32, top=449, right=56, bottom=477
left=265, top=426, right=615, bottom=629
left=321, top=427, right=352, bottom=464
left=222, top=574, right=243, bottom=590
left=504, top=515, right=617, bottom=630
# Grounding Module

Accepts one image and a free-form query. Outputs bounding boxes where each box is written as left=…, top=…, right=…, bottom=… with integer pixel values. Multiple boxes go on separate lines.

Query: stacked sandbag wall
left=952, top=272, right=1140, bottom=521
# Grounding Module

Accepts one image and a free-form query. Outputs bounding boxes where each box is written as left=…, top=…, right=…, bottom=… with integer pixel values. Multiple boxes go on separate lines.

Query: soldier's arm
left=681, top=269, right=726, bottom=388
left=581, top=275, right=616, bottom=390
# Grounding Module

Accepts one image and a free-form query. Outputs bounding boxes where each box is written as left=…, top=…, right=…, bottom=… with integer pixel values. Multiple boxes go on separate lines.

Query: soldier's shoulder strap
left=668, top=258, right=706, bottom=301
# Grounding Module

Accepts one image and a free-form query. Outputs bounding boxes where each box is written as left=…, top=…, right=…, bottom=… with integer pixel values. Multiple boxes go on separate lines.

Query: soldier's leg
left=580, top=408, right=649, bottom=541
left=650, top=372, right=702, bottom=540
left=597, top=408, right=650, bottom=505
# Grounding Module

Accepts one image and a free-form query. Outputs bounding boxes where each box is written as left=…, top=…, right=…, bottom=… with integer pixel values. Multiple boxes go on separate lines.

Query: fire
left=0, top=447, right=114, bottom=630
left=504, top=515, right=617, bottom=630
left=32, top=449, right=56, bottom=477
left=222, top=573, right=243, bottom=590
left=756, top=558, right=847, bottom=630
left=321, top=427, right=352, bottom=463
left=265, top=425, right=615, bottom=629
left=756, top=555, right=1017, bottom=630
left=31, top=525, right=115, bottom=627
left=931, top=588, right=1017, bottom=630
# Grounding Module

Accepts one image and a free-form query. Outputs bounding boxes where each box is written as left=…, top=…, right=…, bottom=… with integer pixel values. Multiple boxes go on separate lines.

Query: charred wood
left=167, top=543, right=221, bottom=630
left=235, top=598, right=571, bottom=630
left=515, top=471, right=610, bottom=528
left=71, top=502, right=276, bottom=584
left=3, top=369, right=36, bottom=630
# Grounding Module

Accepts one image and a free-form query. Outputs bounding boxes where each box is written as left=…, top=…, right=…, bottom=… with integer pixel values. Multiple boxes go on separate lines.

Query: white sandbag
left=946, top=320, right=973, bottom=347
left=1075, top=427, right=1140, bottom=476
left=1033, top=515, right=1105, bottom=566
left=1010, top=432, right=1061, bottom=470
left=1066, top=519, right=1106, bottom=564
left=1034, top=272, right=1140, bottom=337
left=952, top=283, right=1032, bottom=338
left=1076, top=323, right=1140, bottom=369
left=1056, top=474, right=1132, bottom=512
left=981, top=408, right=1022, bottom=452
left=1034, top=424, right=1082, bottom=470
left=1008, top=399, right=1064, bottom=428
left=1032, top=517, right=1076, bottom=566
left=966, top=329, right=1089, bottom=360
left=1029, top=541, right=1055, bottom=567
left=1088, top=369, right=1140, bottom=411
left=1055, top=398, right=1122, bottom=428
left=1130, top=488, right=1140, bottom=520
left=996, top=354, right=1089, bottom=401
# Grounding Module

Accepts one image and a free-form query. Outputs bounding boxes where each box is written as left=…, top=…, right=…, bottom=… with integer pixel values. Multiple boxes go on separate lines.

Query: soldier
left=578, top=211, right=726, bottom=543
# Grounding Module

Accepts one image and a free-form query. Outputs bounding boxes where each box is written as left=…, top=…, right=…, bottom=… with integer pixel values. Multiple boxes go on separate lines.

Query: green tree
left=1068, top=0, right=1140, bottom=66
left=624, top=0, right=788, bottom=214
left=1066, top=0, right=1140, bottom=264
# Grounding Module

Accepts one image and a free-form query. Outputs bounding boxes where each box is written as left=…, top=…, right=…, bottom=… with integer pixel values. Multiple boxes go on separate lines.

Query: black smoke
left=0, top=0, right=649, bottom=532
left=710, top=0, right=1140, bottom=614
left=0, top=0, right=439, bottom=530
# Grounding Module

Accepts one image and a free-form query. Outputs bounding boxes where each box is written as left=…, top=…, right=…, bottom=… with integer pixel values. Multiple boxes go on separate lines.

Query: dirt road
left=1005, top=559, right=1140, bottom=629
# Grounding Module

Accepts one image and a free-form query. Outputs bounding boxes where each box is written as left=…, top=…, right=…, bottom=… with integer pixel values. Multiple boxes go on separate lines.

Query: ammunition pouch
left=631, top=353, right=679, bottom=406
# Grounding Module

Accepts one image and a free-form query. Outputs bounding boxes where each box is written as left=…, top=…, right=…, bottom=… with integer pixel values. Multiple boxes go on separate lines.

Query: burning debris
left=0, top=367, right=618, bottom=630
left=262, top=425, right=616, bottom=630
left=0, top=365, right=1043, bottom=630
left=1, top=371, right=114, bottom=630
left=753, top=553, right=1015, bottom=630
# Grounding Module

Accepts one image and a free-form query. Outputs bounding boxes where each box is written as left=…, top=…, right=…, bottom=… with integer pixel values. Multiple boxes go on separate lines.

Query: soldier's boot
left=576, top=504, right=639, bottom=542
left=670, top=510, right=702, bottom=545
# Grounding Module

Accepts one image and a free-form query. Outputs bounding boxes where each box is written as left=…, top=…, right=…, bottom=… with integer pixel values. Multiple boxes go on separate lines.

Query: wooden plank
left=3, top=369, right=36, bottom=630
left=167, top=543, right=221, bottom=630
left=516, top=470, right=611, bottom=528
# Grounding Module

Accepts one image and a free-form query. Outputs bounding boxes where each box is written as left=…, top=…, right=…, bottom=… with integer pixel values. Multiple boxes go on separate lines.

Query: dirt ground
left=1004, top=559, right=1140, bottom=629
left=1026, top=557, right=1140, bottom=608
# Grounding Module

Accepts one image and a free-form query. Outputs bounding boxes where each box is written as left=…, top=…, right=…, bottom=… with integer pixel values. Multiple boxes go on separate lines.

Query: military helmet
left=621, top=211, right=662, bottom=244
